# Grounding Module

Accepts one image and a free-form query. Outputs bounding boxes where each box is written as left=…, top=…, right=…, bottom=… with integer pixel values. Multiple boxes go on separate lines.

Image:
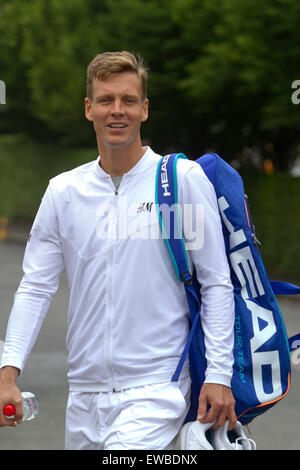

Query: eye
left=97, top=97, right=112, bottom=104
left=125, top=97, right=138, bottom=104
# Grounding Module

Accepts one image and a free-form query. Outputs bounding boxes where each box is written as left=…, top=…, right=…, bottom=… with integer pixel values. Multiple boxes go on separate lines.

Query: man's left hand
left=197, top=383, right=237, bottom=430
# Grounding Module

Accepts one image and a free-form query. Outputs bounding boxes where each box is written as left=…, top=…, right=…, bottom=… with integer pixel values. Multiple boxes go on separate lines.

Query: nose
left=111, top=99, right=124, bottom=116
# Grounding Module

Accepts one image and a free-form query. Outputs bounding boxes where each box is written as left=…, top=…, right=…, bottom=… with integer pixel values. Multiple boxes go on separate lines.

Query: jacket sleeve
left=179, top=163, right=235, bottom=388
left=0, top=183, right=65, bottom=373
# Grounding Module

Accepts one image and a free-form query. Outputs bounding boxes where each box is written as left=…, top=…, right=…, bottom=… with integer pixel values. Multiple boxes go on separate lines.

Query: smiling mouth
left=108, top=123, right=128, bottom=128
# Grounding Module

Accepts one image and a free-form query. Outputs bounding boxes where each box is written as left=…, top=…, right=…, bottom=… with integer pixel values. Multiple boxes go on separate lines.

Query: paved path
left=0, top=240, right=300, bottom=450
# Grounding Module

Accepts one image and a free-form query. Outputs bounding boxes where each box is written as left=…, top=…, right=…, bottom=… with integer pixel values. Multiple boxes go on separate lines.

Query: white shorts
left=65, top=376, right=191, bottom=450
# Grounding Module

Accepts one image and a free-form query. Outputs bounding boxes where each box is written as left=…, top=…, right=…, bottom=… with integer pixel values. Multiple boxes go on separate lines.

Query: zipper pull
left=244, top=194, right=261, bottom=246
left=252, top=226, right=261, bottom=245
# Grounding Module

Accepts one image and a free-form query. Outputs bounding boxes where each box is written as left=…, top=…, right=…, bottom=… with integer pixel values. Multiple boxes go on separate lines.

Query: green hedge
left=243, top=172, right=300, bottom=280
left=0, top=134, right=95, bottom=220
left=0, top=135, right=299, bottom=279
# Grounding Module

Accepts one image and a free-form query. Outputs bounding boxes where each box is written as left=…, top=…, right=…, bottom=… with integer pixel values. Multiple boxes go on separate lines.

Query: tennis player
left=0, top=51, right=236, bottom=449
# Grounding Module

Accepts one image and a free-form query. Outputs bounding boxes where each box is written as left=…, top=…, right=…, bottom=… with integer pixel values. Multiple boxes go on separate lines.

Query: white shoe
left=211, top=420, right=256, bottom=450
left=174, top=420, right=215, bottom=450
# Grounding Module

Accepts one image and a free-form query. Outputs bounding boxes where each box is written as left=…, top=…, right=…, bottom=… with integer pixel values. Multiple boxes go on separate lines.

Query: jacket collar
left=95, top=146, right=158, bottom=178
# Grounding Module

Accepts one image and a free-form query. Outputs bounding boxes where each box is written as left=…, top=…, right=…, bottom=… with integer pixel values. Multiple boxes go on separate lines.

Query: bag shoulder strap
left=155, top=153, right=192, bottom=284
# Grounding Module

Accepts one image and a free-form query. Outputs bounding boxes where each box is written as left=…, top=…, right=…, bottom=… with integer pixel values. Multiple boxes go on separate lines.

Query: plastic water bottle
left=3, top=391, right=39, bottom=421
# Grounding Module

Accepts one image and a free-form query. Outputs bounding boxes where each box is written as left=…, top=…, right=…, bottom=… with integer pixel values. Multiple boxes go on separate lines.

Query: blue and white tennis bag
left=156, top=152, right=300, bottom=425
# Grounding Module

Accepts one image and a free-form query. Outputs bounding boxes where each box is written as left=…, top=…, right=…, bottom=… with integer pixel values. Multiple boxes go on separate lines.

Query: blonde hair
left=86, top=51, right=148, bottom=101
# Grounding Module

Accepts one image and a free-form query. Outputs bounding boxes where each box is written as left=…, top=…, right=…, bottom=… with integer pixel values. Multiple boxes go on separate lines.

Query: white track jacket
left=1, top=147, right=235, bottom=391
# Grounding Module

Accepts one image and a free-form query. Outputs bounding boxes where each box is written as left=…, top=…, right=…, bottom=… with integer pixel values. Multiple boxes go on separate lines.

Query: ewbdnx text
left=146, top=453, right=198, bottom=465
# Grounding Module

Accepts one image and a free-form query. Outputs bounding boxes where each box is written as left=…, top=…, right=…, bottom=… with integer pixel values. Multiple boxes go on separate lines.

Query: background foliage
left=0, top=0, right=299, bottom=278
left=1, top=0, right=300, bottom=164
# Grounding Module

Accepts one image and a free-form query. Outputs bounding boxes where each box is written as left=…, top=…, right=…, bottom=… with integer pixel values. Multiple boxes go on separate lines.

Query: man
left=0, top=51, right=236, bottom=450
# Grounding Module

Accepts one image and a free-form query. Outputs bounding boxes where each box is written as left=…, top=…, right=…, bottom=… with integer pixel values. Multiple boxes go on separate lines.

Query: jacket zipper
left=105, top=182, right=120, bottom=391
left=106, top=243, right=117, bottom=391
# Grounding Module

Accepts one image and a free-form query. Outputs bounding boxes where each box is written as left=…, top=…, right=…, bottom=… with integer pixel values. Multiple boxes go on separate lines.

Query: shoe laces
left=234, top=436, right=257, bottom=450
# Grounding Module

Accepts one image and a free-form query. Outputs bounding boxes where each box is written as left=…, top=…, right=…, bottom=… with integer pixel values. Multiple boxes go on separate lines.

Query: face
left=85, top=72, right=149, bottom=152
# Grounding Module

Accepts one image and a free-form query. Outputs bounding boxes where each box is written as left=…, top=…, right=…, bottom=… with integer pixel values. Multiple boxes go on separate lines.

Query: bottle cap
left=3, top=404, right=15, bottom=417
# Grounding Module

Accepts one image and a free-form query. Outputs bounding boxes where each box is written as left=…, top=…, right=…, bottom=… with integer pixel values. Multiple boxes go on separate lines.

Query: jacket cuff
left=204, top=372, right=232, bottom=388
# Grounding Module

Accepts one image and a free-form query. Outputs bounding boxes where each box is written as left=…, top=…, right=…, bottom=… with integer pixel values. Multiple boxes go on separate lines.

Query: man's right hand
left=0, top=366, right=22, bottom=427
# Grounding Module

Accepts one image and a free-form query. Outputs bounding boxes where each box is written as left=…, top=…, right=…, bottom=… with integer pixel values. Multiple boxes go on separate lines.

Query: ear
left=142, top=98, right=149, bottom=123
left=85, top=97, right=94, bottom=122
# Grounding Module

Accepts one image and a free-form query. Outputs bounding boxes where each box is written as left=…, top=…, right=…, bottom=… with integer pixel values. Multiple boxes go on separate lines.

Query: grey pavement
left=0, top=239, right=69, bottom=450
left=1, top=237, right=300, bottom=450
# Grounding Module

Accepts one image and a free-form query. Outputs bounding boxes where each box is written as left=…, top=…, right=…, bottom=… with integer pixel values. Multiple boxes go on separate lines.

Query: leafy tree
left=0, top=0, right=300, bottom=169
left=0, top=0, right=189, bottom=150
left=170, top=0, right=300, bottom=169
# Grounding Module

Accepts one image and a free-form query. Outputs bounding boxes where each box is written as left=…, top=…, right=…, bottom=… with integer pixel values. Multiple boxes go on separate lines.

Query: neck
left=97, top=139, right=146, bottom=177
